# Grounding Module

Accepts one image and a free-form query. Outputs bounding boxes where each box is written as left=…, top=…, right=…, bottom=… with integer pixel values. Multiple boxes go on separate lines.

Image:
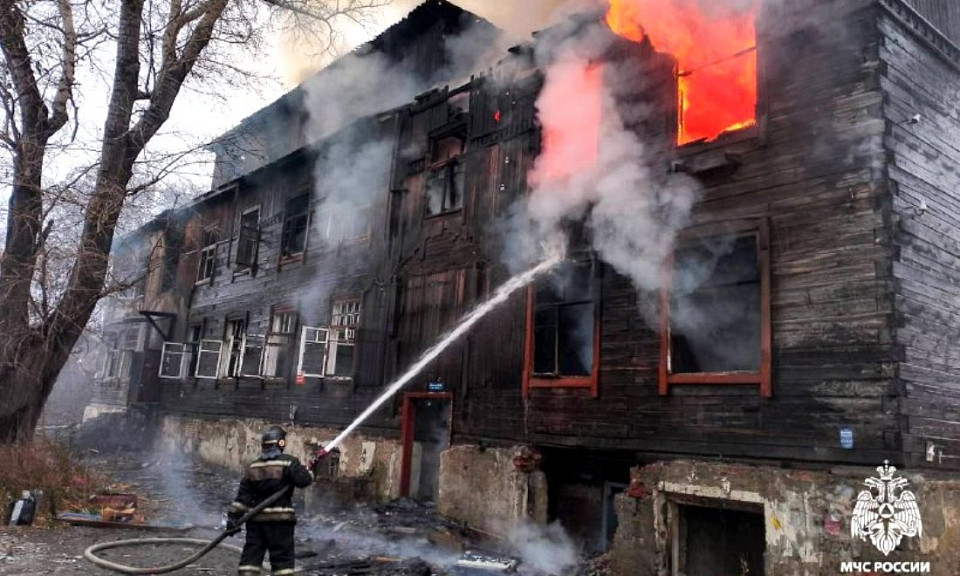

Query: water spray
left=315, top=251, right=563, bottom=458
left=84, top=253, right=562, bottom=574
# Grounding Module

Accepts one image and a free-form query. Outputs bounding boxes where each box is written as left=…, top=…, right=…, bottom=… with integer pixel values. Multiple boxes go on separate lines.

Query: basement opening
left=673, top=503, right=765, bottom=576
left=542, top=448, right=631, bottom=554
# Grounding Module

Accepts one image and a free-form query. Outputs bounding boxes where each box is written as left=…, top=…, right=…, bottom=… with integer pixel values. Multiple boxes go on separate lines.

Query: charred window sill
left=665, top=371, right=762, bottom=385
left=672, top=126, right=760, bottom=177
left=279, top=254, right=304, bottom=269
left=194, top=278, right=212, bottom=287
left=424, top=209, right=463, bottom=220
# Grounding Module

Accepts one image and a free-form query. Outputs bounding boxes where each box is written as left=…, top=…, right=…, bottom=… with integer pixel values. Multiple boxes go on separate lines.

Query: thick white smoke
left=502, top=16, right=700, bottom=295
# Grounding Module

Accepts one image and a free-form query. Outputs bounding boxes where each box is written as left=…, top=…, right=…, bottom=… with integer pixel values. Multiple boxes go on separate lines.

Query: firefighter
left=226, top=425, right=318, bottom=576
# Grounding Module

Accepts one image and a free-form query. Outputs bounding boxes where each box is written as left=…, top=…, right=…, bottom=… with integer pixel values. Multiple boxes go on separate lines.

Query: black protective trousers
left=237, top=522, right=296, bottom=575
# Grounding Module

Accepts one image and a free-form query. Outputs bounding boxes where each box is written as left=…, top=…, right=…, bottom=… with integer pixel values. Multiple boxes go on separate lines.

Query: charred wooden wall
left=155, top=117, right=403, bottom=436
left=386, top=0, right=903, bottom=467
left=880, top=0, right=960, bottom=468
left=141, top=0, right=960, bottom=470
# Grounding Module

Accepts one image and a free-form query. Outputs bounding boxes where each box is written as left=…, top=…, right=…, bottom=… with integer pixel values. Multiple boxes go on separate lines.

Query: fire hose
left=83, top=487, right=288, bottom=574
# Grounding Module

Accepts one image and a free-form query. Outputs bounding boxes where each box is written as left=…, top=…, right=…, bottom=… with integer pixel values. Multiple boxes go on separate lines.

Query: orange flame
left=606, top=0, right=757, bottom=145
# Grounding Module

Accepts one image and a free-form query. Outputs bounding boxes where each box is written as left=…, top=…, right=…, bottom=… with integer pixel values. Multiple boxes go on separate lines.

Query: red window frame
left=659, top=218, right=771, bottom=397
left=522, top=261, right=600, bottom=398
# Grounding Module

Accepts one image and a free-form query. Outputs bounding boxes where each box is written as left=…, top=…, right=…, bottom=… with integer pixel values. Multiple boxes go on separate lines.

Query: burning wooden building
left=90, top=0, right=960, bottom=573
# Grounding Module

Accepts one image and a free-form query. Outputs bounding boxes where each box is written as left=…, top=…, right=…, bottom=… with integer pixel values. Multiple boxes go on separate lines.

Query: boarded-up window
left=159, top=342, right=189, bottom=379
left=298, top=327, right=328, bottom=378
left=235, top=208, right=260, bottom=270
left=195, top=340, right=222, bottom=379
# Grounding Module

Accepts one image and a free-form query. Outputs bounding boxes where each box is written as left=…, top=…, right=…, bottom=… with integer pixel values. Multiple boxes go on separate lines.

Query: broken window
left=235, top=207, right=260, bottom=271
left=425, top=136, right=465, bottom=217
left=197, top=226, right=219, bottom=283
left=195, top=340, right=223, bottom=379
left=280, top=194, right=309, bottom=259
left=660, top=221, right=771, bottom=396
left=297, top=327, right=328, bottom=378
left=523, top=259, right=598, bottom=395
left=240, top=333, right=265, bottom=377
left=262, top=309, right=297, bottom=379
left=327, top=299, right=360, bottom=378
left=425, top=163, right=465, bottom=216
left=159, top=342, right=189, bottom=379
left=222, top=318, right=246, bottom=377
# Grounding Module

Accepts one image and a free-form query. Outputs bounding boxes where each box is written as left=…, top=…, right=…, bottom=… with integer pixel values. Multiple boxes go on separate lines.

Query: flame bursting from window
left=606, top=0, right=757, bottom=145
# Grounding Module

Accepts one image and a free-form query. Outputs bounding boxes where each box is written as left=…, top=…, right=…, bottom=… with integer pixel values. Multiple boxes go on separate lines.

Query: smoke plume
left=502, top=15, right=700, bottom=295
left=507, top=521, right=580, bottom=575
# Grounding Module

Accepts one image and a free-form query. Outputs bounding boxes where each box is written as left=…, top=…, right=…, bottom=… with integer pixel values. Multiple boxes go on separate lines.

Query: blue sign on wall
left=428, top=382, right=445, bottom=392
left=839, top=427, right=854, bottom=449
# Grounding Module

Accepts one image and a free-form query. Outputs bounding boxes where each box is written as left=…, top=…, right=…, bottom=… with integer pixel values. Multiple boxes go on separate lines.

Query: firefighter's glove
left=225, top=512, right=243, bottom=534
left=308, top=448, right=328, bottom=473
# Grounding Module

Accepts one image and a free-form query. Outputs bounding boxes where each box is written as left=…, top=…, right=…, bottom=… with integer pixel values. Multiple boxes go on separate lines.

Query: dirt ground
left=0, top=448, right=560, bottom=576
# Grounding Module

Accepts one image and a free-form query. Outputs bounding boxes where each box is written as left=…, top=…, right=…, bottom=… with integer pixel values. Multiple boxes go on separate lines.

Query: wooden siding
left=136, top=0, right=960, bottom=471
left=880, top=1, right=960, bottom=468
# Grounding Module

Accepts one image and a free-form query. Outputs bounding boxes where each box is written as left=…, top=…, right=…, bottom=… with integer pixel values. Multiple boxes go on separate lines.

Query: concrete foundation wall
left=158, top=415, right=403, bottom=500
left=437, top=445, right=547, bottom=536
left=610, top=460, right=960, bottom=576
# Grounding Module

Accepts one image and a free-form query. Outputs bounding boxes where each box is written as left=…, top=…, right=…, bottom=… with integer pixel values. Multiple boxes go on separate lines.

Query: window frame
left=423, top=134, right=466, bottom=219
left=279, top=194, right=311, bottom=262
left=326, top=297, right=361, bottom=379
left=234, top=205, right=260, bottom=273
left=522, top=258, right=600, bottom=398
left=261, top=307, right=298, bottom=379
left=222, top=317, right=247, bottom=378
left=297, top=326, right=329, bottom=379
left=158, top=342, right=189, bottom=379
left=194, top=339, right=223, bottom=379
left=658, top=218, right=771, bottom=397
left=196, top=225, right=219, bottom=284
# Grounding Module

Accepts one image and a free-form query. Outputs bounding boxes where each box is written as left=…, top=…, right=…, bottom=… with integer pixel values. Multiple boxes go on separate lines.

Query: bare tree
left=0, top=0, right=387, bottom=441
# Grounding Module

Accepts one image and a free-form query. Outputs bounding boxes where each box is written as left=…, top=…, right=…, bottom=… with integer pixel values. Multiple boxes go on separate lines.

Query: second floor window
left=197, top=226, right=219, bottom=283
left=425, top=162, right=464, bottom=216
left=235, top=207, right=260, bottom=272
left=280, top=195, right=309, bottom=259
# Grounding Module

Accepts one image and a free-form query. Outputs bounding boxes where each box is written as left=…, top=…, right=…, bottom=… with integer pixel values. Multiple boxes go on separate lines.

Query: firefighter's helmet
left=261, top=425, right=287, bottom=451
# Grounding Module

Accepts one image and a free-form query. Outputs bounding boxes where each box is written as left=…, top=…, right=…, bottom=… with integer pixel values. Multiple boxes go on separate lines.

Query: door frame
left=399, top=391, right=453, bottom=498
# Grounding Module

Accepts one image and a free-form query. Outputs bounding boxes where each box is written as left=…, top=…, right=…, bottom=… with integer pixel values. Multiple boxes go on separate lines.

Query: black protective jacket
left=229, top=452, right=313, bottom=523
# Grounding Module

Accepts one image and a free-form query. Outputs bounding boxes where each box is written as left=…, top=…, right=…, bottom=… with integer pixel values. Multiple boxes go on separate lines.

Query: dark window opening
left=676, top=504, right=765, bottom=576
left=660, top=220, right=771, bottom=396
left=425, top=162, right=464, bottom=217
left=670, top=234, right=760, bottom=374
left=235, top=208, right=260, bottom=271
left=532, top=260, right=595, bottom=377
left=280, top=194, right=309, bottom=259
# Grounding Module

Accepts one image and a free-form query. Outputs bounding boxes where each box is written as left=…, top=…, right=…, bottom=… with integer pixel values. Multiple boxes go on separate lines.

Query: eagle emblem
left=851, top=460, right=922, bottom=555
